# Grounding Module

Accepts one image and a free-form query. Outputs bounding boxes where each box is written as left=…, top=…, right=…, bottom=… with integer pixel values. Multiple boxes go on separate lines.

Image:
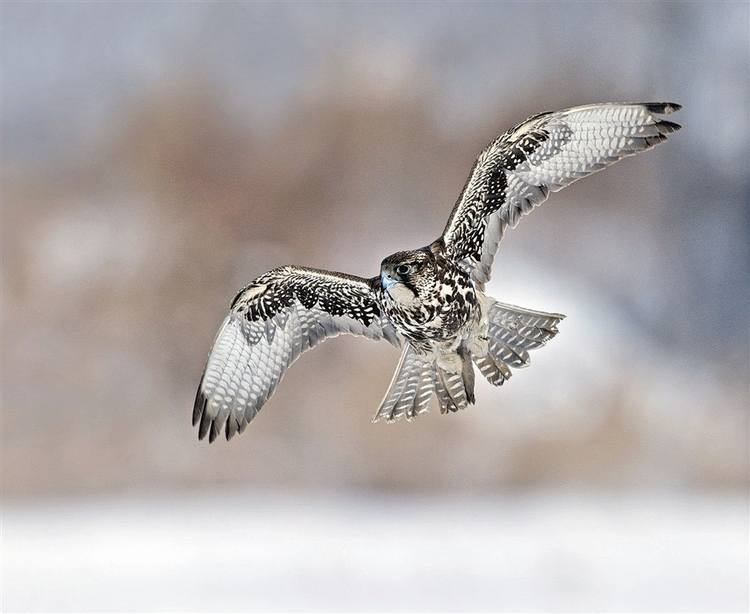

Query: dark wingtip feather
left=644, top=134, right=669, bottom=147
left=192, top=388, right=207, bottom=427
left=657, top=119, right=682, bottom=134
left=209, top=418, right=221, bottom=444
left=226, top=416, right=239, bottom=441
left=644, top=102, right=682, bottom=114
left=198, top=408, right=212, bottom=441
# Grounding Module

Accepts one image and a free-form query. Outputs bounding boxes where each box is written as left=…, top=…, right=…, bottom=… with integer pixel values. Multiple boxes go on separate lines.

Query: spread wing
left=193, top=266, right=399, bottom=442
left=441, top=102, right=682, bottom=286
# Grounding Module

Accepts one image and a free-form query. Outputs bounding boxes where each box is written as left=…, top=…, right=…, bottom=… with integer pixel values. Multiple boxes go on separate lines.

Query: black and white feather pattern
left=194, top=102, right=680, bottom=440
left=372, top=301, right=564, bottom=422
left=442, top=103, right=682, bottom=285
left=193, top=266, right=399, bottom=442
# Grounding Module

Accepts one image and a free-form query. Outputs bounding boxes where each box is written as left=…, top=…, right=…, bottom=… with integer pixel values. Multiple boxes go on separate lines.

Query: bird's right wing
left=441, top=102, right=682, bottom=286
left=193, top=266, right=399, bottom=442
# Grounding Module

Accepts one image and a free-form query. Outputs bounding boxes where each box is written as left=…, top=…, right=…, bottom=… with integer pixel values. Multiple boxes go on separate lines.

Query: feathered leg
left=457, top=342, right=476, bottom=404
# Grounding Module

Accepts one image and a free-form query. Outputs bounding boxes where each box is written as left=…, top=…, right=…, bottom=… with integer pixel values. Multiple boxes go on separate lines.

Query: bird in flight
left=193, top=102, right=681, bottom=442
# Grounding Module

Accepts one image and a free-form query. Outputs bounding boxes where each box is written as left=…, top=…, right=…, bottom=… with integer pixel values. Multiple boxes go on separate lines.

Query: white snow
left=2, top=490, right=747, bottom=612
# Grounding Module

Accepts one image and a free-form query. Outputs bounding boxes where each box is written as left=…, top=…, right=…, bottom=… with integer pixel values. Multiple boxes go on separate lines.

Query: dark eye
left=396, top=264, right=411, bottom=276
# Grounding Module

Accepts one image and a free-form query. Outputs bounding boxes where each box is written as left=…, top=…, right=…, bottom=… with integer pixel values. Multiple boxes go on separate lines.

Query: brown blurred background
left=3, top=2, right=748, bottom=497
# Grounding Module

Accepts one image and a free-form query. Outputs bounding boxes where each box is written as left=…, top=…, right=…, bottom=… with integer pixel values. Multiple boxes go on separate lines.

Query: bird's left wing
left=441, top=102, right=682, bottom=285
left=193, top=266, right=399, bottom=442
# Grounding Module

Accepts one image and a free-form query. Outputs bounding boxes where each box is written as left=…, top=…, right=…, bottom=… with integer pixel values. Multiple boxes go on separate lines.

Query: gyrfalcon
left=193, top=102, right=681, bottom=442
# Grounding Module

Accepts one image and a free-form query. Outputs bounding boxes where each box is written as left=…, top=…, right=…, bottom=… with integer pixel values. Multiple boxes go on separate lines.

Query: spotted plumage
left=194, top=102, right=681, bottom=441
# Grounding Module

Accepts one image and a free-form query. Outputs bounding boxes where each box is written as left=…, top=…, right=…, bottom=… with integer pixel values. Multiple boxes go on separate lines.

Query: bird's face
left=379, top=249, right=437, bottom=303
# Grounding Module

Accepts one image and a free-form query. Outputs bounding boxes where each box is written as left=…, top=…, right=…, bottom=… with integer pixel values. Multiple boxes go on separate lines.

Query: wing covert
left=441, top=102, right=682, bottom=285
left=193, top=266, right=399, bottom=442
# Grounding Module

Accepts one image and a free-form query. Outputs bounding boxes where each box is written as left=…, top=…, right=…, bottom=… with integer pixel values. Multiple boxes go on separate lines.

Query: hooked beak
left=381, top=272, right=397, bottom=290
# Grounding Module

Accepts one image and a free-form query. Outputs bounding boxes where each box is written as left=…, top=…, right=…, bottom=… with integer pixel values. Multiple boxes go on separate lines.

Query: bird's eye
left=396, top=264, right=411, bottom=276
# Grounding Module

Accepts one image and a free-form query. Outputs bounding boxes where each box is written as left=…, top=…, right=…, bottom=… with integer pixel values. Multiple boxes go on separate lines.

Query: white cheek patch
left=388, top=283, right=419, bottom=306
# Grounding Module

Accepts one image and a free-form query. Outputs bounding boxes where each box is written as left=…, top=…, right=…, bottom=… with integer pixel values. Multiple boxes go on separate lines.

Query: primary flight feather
left=193, top=102, right=681, bottom=442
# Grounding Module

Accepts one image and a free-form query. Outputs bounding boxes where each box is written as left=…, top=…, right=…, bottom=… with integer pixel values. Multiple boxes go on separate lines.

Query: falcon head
left=379, top=247, right=438, bottom=303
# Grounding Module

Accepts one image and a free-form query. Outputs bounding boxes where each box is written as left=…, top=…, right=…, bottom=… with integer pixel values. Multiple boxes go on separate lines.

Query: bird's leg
left=457, top=343, right=476, bottom=405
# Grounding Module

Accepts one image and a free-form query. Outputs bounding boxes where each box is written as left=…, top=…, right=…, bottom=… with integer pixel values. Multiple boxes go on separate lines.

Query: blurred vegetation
left=2, top=2, right=748, bottom=495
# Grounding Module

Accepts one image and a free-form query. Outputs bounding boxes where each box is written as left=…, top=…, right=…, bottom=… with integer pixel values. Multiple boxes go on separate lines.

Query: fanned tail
left=373, top=301, right=564, bottom=423
left=474, top=301, right=565, bottom=387
left=373, top=344, right=477, bottom=423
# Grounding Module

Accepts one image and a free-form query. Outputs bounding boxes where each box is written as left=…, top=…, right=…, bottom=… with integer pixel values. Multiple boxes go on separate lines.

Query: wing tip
left=656, top=119, right=682, bottom=134
left=643, top=102, right=682, bottom=115
left=194, top=388, right=226, bottom=444
left=644, top=102, right=682, bottom=134
left=198, top=403, right=212, bottom=441
left=225, top=416, right=240, bottom=441
left=193, top=388, right=207, bottom=428
left=208, top=418, right=222, bottom=444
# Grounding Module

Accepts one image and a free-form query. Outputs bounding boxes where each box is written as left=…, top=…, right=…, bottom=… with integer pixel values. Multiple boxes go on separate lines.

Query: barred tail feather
left=434, top=369, right=459, bottom=413
left=373, top=345, right=436, bottom=423
left=473, top=351, right=512, bottom=386
left=374, top=301, right=564, bottom=422
left=475, top=300, right=565, bottom=386
left=435, top=366, right=469, bottom=414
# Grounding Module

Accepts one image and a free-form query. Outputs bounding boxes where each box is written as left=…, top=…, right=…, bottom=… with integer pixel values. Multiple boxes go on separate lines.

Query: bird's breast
left=381, top=269, right=479, bottom=347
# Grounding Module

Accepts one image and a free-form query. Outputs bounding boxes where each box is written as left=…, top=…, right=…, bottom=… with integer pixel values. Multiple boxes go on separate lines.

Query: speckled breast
left=382, top=262, right=479, bottom=347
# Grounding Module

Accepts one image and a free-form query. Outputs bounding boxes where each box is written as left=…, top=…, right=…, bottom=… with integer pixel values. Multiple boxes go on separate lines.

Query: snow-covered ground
left=3, top=490, right=747, bottom=612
